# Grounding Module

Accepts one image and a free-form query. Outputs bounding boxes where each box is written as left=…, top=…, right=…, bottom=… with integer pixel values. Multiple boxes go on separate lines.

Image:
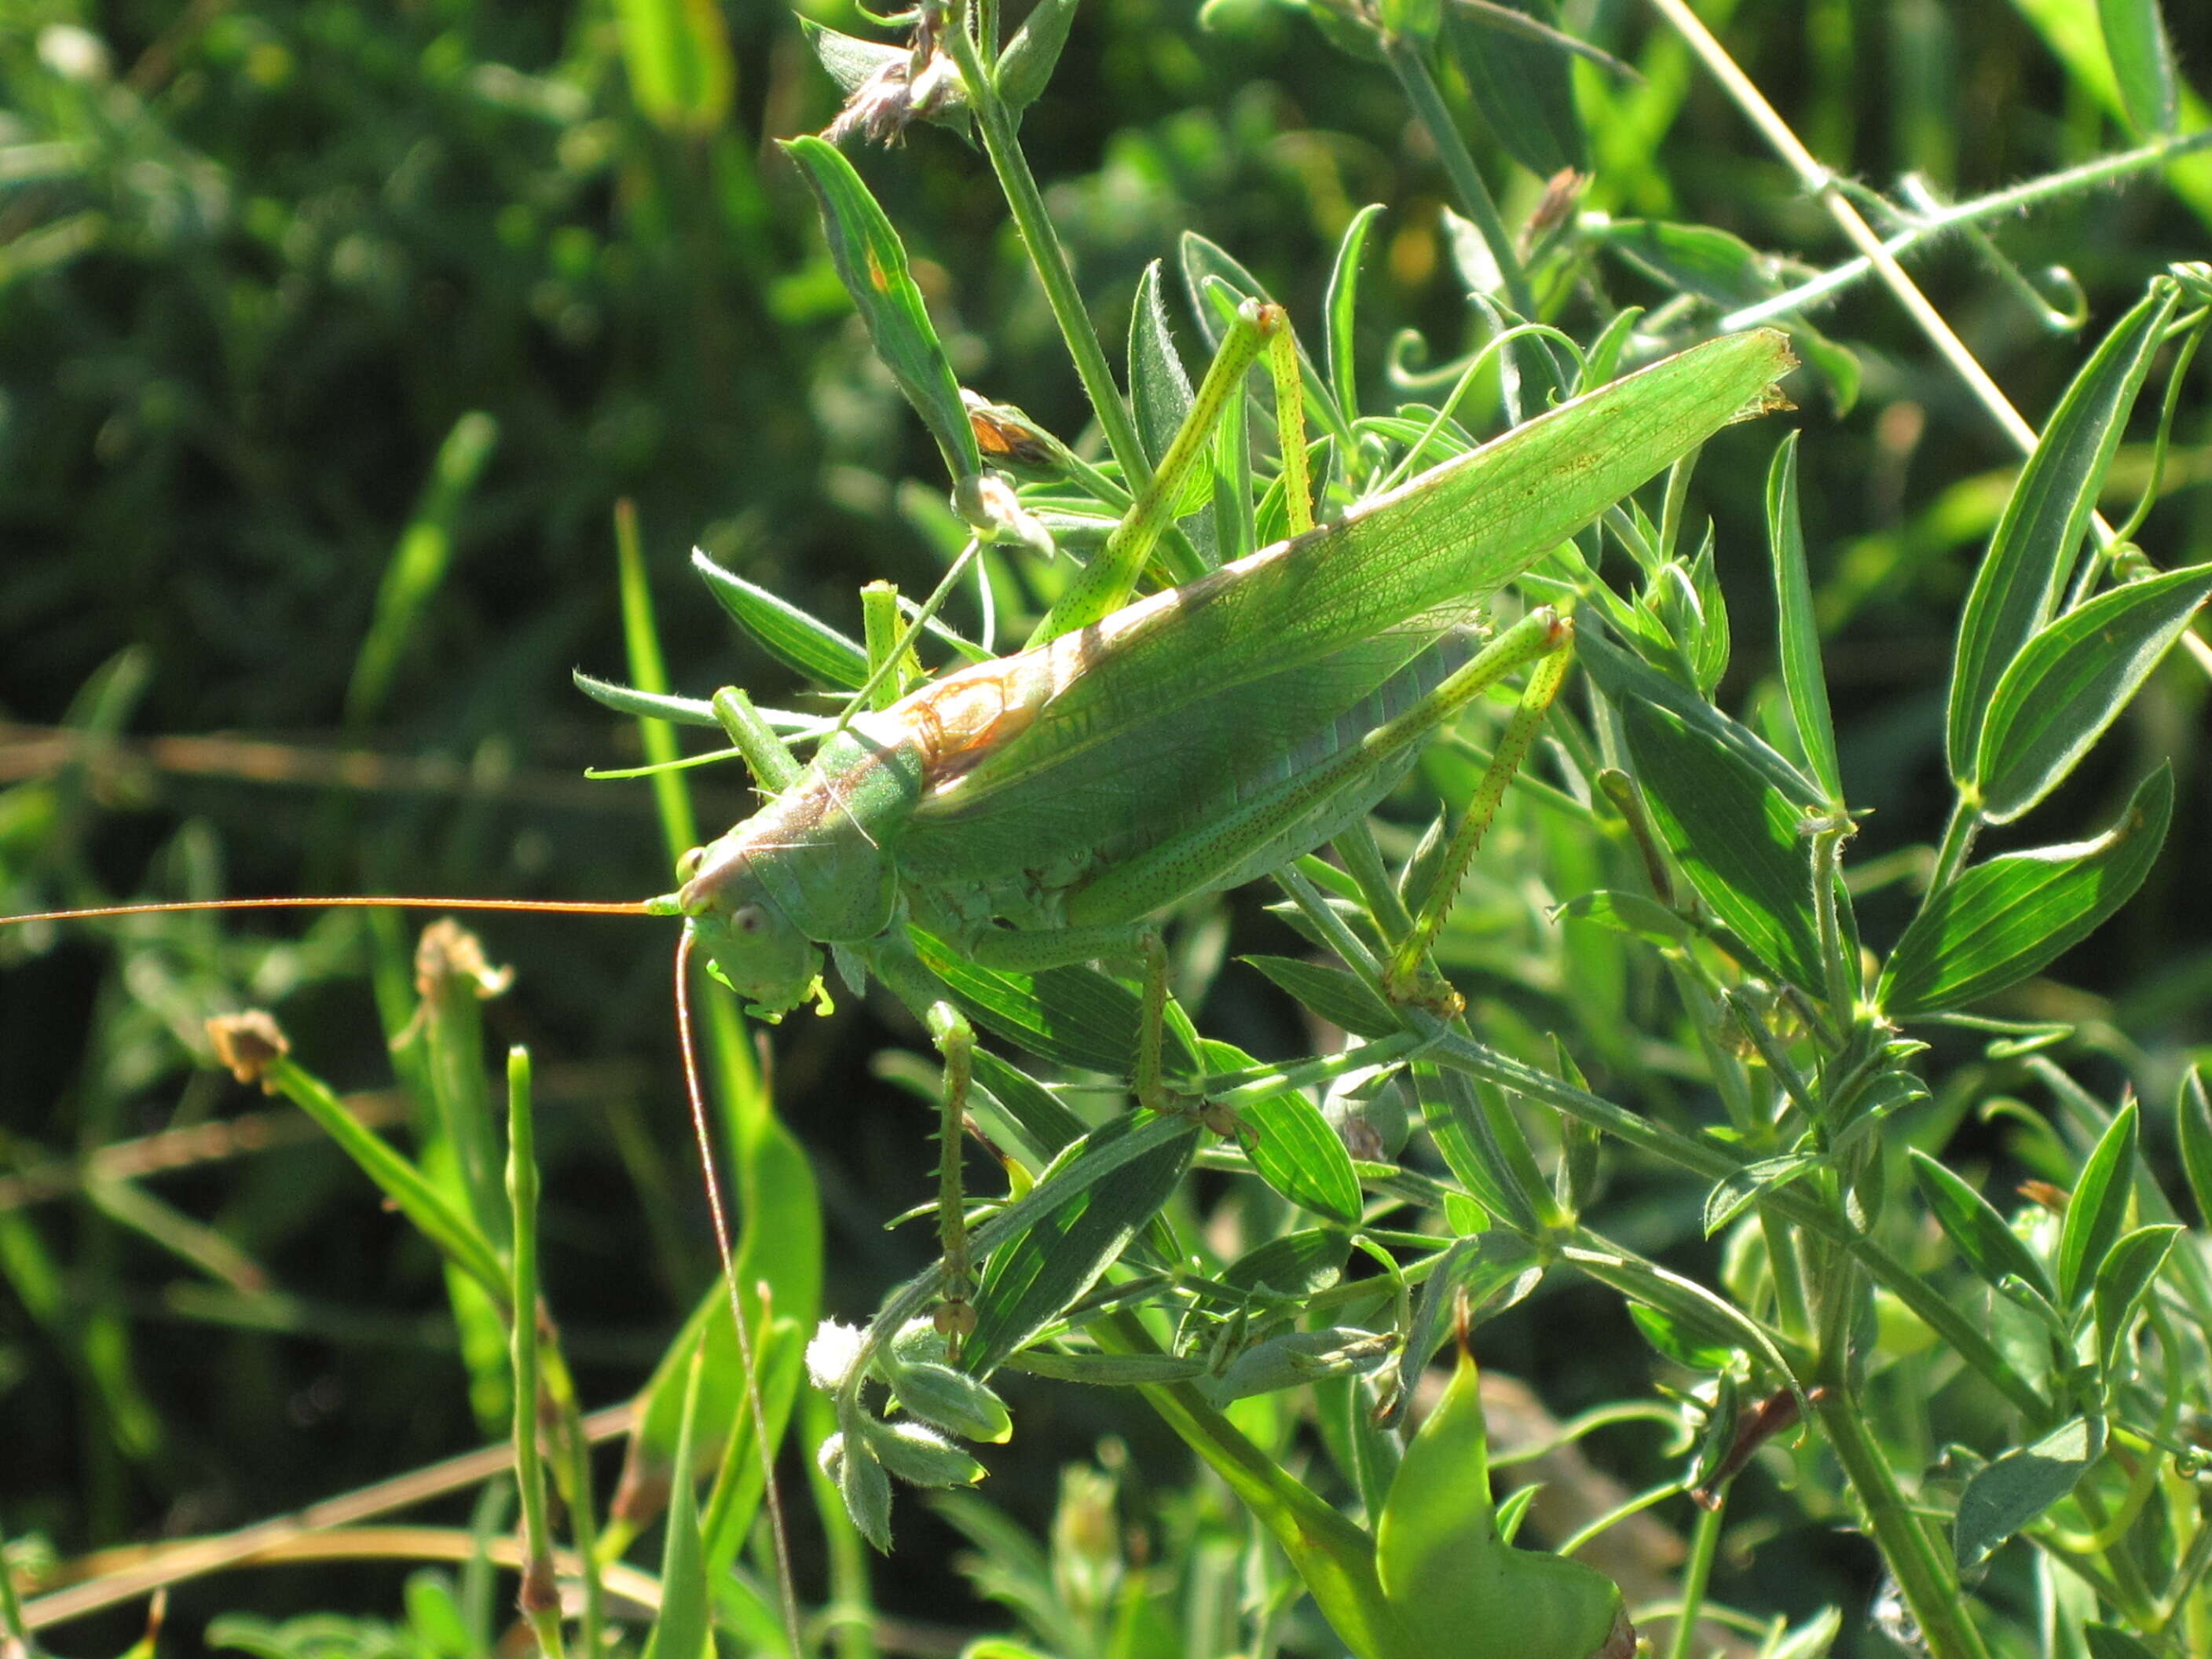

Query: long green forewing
left=903, top=329, right=1795, bottom=875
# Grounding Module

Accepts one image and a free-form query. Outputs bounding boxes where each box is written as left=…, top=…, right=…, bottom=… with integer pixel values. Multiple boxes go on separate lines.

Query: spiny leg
left=1029, top=297, right=1313, bottom=646
left=1384, top=623, right=1574, bottom=1004
left=964, top=920, right=1177, bottom=1112
left=925, top=999, right=980, bottom=1356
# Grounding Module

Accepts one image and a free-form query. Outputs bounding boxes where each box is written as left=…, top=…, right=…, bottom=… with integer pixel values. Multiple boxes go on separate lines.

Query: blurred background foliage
left=4, top=0, right=2212, bottom=1653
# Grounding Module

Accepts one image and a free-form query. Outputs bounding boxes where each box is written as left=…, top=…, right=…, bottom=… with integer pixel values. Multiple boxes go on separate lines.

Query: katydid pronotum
left=6, top=309, right=1793, bottom=1652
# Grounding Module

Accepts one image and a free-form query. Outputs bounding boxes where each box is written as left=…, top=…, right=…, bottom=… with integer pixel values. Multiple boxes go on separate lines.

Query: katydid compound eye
left=676, top=845, right=705, bottom=881
left=731, top=904, right=765, bottom=935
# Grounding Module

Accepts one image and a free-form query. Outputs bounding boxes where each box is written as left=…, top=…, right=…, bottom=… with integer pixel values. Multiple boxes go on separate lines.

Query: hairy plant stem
left=1811, top=1386, right=1992, bottom=1659
left=940, top=4, right=1152, bottom=488
left=1719, top=129, right=2212, bottom=332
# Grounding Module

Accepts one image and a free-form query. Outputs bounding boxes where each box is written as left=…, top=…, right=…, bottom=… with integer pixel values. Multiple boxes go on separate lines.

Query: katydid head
left=669, top=839, right=823, bottom=1018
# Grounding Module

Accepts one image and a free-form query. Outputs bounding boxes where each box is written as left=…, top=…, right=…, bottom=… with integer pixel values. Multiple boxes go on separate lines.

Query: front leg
left=965, top=920, right=1176, bottom=1113
left=924, top=1000, right=980, bottom=1354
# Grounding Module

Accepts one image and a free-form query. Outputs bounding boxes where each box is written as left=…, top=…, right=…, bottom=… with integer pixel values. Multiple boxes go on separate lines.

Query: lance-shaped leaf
left=1947, top=281, right=2178, bottom=783
left=782, top=135, right=981, bottom=481
left=1446, top=0, right=1588, bottom=178
left=2177, top=1068, right=2212, bottom=1226
left=692, top=548, right=869, bottom=689
left=2058, top=1101, right=2138, bottom=1306
left=1592, top=219, right=1787, bottom=313
left=1766, top=434, right=1842, bottom=802
left=1975, top=564, right=2212, bottom=822
left=1878, top=766, right=2171, bottom=1019
left=1621, top=699, right=1839, bottom=994
left=961, top=1112, right=1200, bottom=1377
left=1954, top=1416, right=2104, bottom=1575
left=2093, top=1224, right=2181, bottom=1378
left=1908, top=1150, right=2055, bottom=1302
left=1243, top=954, right=1399, bottom=1038
left=1326, top=203, right=1385, bottom=427
left=910, top=928, right=1201, bottom=1079
left=1239, top=1090, right=1364, bottom=1223
left=2099, top=0, right=2178, bottom=137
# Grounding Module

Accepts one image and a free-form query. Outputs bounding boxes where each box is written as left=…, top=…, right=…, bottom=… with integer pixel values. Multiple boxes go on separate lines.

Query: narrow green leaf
left=1445, top=0, right=1587, bottom=178
left=1203, top=1324, right=1394, bottom=1404
left=1621, top=700, right=1835, bottom=994
left=1765, top=434, right=1842, bottom=802
left=1552, top=888, right=1692, bottom=946
left=969, top=1050, right=1088, bottom=1160
left=346, top=411, right=500, bottom=726
left=1976, top=563, right=2212, bottom=822
left=1128, top=258, right=1193, bottom=472
left=781, top=135, right=981, bottom=480
left=994, top=0, right=1081, bottom=113
left=1878, top=766, right=2172, bottom=1019
left=1325, top=203, right=1385, bottom=427
left=1579, top=632, right=1822, bottom=805
left=1001, top=1350, right=1210, bottom=1385
left=1221, top=1228, right=1350, bottom=1301
left=639, top=1355, right=712, bottom=1659
left=1907, top=1149, right=2055, bottom=1302
left=2085, top=1623, right=2163, bottom=1659
left=616, top=0, right=734, bottom=133
left=1627, top=1303, right=1742, bottom=1372
left=1241, top=954, right=1400, bottom=1038
left=1240, top=1091, right=1364, bottom=1223
left=1954, top=1416, right=2104, bottom=1574
left=962, top=1114, right=1200, bottom=1377
left=2092, top=1223, right=2181, bottom=1378
left=1947, top=281, right=2179, bottom=784
left=1686, top=535, right=1729, bottom=696
left=1177, top=231, right=1353, bottom=449
left=571, top=670, right=720, bottom=727
left=691, top=548, right=869, bottom=690
left=910, top=929, right=1200, bottom=1078
left=2176, top=1068, right=2212, bottom=1225
left=1591, top=219, right=1783, bottom=312
left=2058, top=1101, right=2138, bottom=1306
left=2098, top=0, right=2178, bottom=137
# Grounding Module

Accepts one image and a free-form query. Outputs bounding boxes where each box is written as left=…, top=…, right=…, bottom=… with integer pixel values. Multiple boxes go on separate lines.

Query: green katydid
left=654, top=311, right=1796, bottom=1052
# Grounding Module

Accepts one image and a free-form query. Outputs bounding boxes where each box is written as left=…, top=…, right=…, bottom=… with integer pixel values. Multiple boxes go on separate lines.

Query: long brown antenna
left=4, top=896, right=654, bottom=926
left=673, top=929, right=802, bottom=1652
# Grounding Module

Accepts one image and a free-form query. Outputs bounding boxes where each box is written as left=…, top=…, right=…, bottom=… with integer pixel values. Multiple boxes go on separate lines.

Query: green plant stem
left=804, top=1391, right=879, bottom=1659
left=1664, top=1497, right=1724, bottom=1659
left=1927, top=798, right=1983, bottom=896
left=1423, top=1025, right=2047, bottom=1415
left=1380, top=35, right=1534, bottom=320
left=940, top=5, right=1152, bottom=487
left=1093, top=1309, right=1412, bottom=1659
left=504, top=1049, right=566, bottom=1659
left=1809, top=823, right=1858, bottom=1026
left=1719, top=129, right=2212, bottom=331
left=1810, top=1389, right=1992, bottom=1659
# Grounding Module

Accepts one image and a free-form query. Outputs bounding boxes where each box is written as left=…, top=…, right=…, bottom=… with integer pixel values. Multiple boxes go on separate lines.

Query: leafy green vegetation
left=6, top=2, right=2212, bottom=1657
